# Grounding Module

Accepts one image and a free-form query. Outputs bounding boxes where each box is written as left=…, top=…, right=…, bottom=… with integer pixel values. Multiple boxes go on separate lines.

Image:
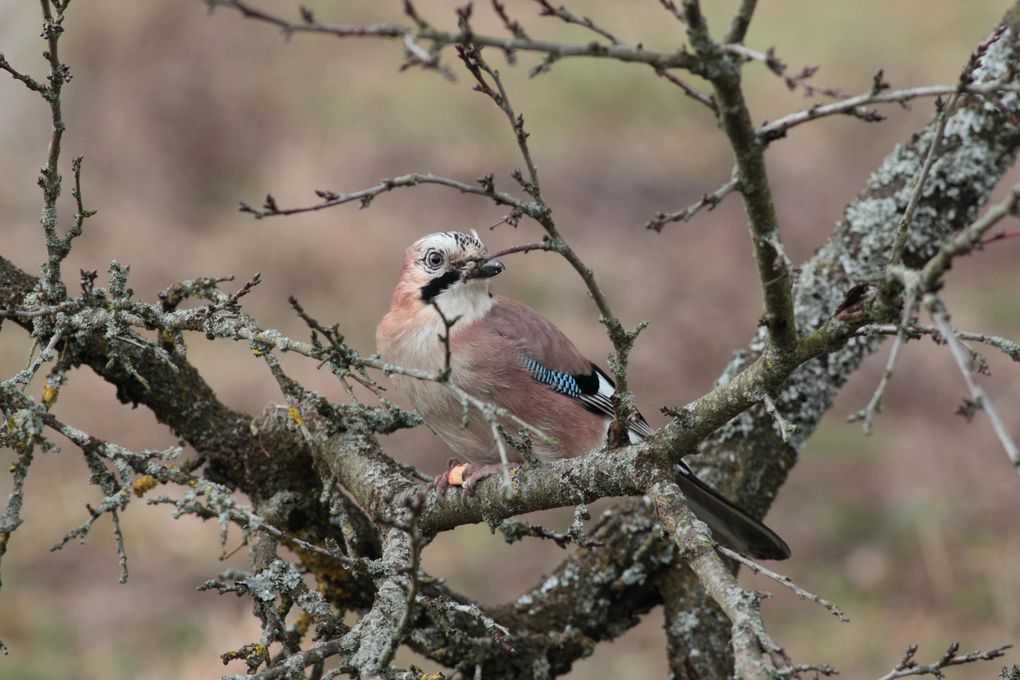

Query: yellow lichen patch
left=288, top=406, right=304, bottom=426
left=294, top=611, right=311, bottom=636
left=41, top=385, right=59, bottom=409
left=298, top=554, right=361, bottom=610
left=419, top=673, right=445, bottom=680
left=251, top=347, right=264, bottom=357
left=131, top=474, right=159, bottom=498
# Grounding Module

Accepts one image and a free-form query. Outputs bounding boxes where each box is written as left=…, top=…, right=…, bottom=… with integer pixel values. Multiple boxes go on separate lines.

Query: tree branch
left=238, top=172, right=533, bottom=220
left=3, top=3, right=1020, bottom=676
left=681, top=0, right=798, bottom=355
left=651, top=479, right=804, bottom=680
left=926, top=295, right=1019, bottom=471
left=207, top=0, right=703, bottom=72
left=877, top=642, right=1011, bottom=680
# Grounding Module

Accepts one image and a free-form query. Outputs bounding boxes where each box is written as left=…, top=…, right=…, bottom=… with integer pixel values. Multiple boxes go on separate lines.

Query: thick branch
left=651, top=480, right=791, bottom=680
left=661, top=10, right=1020, bottom=668
left=2, top=5, right=1019, bottom=677
left=681, top=0, right=798, bottom=355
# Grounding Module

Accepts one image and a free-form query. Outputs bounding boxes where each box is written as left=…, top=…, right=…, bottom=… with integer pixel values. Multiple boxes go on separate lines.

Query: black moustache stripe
left=419, top=271, right=461, bottom=302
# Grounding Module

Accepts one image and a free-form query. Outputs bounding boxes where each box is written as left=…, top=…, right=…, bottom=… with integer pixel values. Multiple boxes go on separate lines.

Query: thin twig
left=926, top=294, right=1019, bottom=472
left=889, top=94, right=960, bottom=266
left=646, top=175, right=739, bottom=231
left=238, top=172, right=534, bottom=219
left=457, top=46, right=542, bottom=195
left=433, top=298, right=513, bottom=489
left=919, top=183, right=1020, bottom=291
left=485, top=241, right=558, bottom=259
left=654, top=66, right=717, bottom=112
left=981, top=228, right=1020, bottom=245
left=757, top=83, right=1002, bottom=141
left=851, top=292, right=918, bottom=434
left=39, top=403, right=357, bottom=571
left=496, top=505, right=601, bottom=549
left=491, top=0, right=529, bottom=40
left=66, top=155, right=96, bottom=248
left=533, top=0, right=619, bottom=45
left=891, top=27, right=1011, bottom=267
left=718, top=546, right=849, bottom=623
left=653, top=77, right=1018, bottom=232
left=656, top=0, right=685, bottom=24
left=858, top=323, right=1020, bottom=364
left=723, top=0, right=758, bottom=44
left=148, top=490, right=359, bottom=567
left=761, top=394, right=794, bottom=443
left=875, top=642, right=1011, bottom=680
left=36, top=0, right=74, bottom=297
left=0, top=53, right=47, bottom=92
left=720, top=44, right=845, bottom=99
left=5, top=328, right=63, bottom=390
left=207, top=0, right=702, bottom=71
left=110, top=508, right=128, bottom=583
left=454, top=42, right=644, bottom=438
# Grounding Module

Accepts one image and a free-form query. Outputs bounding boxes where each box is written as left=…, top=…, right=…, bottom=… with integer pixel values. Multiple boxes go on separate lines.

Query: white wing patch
left=577, top=368, right=616, bottom=417
left=579, top=366, right=657, bottom=441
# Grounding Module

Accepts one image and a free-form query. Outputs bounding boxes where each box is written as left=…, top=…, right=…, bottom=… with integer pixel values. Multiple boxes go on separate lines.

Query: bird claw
left=461, top=463, right=507, bottom=499
left=434, top=458, right=513, bottom=501
left=435, top=458, right=468, bottom=496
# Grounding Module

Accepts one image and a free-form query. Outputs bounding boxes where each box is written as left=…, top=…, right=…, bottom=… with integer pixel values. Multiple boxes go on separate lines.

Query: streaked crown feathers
left=392, top=231, right=500, bottom=316
left=410, top=230, right=487, bottom=261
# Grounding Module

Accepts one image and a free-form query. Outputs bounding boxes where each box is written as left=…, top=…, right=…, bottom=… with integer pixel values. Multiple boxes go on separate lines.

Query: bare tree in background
left=2, top=1, right=1020, bottom=678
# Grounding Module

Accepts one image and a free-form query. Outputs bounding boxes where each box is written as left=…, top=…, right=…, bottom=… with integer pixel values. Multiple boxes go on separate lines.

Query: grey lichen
left=244, top=558, right=304, bottom=603
left=706, top=25, right=1020, bottom=463
left=2, top=5, right=1019, bottom=679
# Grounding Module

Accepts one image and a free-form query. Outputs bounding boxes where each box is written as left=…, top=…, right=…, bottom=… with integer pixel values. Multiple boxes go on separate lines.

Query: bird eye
left=425, top=250, right=444, bottom=269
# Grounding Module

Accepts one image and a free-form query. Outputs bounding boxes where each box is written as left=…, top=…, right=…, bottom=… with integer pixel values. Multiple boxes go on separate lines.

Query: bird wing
left=468, top=298, right=790, bottom=559
left=482, top=296, right=656, bottom=438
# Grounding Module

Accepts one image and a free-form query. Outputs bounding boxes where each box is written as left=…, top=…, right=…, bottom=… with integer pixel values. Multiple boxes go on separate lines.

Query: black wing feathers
left=525, top=360, right=656, bottom=438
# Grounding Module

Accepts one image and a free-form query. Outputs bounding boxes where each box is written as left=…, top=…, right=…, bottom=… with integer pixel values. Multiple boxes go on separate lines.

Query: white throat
left=389, top=280, right=494, bottom=371
left=428, top=279, right=495, bottom=327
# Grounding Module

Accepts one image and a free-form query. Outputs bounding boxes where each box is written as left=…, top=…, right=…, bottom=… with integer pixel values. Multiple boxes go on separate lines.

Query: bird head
left=394, top=231, right=504, bottom=311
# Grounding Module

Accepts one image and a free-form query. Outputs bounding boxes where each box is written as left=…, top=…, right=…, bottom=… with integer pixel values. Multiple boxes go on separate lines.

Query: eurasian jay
left=377, top=231, right=790, bottom=560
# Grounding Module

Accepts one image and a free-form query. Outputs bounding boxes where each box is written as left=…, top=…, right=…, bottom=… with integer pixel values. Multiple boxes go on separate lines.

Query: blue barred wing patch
left=524, top=358, right=656, bottom=440
left=525, top=359, right=583, bottom=398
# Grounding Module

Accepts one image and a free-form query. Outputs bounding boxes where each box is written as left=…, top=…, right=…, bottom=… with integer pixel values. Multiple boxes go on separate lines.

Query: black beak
left=461, top=259, right=504, bottom=280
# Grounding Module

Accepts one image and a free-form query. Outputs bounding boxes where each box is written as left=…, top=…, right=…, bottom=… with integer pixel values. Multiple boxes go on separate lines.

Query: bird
left=376, top=231, right=790, bottom=560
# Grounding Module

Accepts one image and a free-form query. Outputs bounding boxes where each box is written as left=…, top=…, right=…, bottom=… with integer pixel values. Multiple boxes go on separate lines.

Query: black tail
left=676, top=464, right=790, bottom=560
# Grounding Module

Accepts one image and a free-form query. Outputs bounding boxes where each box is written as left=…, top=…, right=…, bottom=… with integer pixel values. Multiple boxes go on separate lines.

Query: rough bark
left=1, top=4, right=1018, bottom=677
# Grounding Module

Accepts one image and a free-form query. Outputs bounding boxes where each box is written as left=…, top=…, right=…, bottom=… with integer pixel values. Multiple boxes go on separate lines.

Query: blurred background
left=1, top=1, right=1019, bottom=678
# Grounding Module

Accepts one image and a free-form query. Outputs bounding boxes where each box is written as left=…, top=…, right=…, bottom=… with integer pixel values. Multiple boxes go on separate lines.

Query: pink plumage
left=378, top=233, right=603, bottom=461
left=377, top=231, right=791, bottom=560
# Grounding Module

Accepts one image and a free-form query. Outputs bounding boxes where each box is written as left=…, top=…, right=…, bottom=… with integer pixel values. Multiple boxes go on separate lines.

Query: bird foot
left=435, top=458, right=514, bottom=500
left=434, top=458, right=466, bottom=496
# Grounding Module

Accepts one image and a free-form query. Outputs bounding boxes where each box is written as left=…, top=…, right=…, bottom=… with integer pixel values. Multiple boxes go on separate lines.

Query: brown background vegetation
left=1, top=1, right=1018, bottom=678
